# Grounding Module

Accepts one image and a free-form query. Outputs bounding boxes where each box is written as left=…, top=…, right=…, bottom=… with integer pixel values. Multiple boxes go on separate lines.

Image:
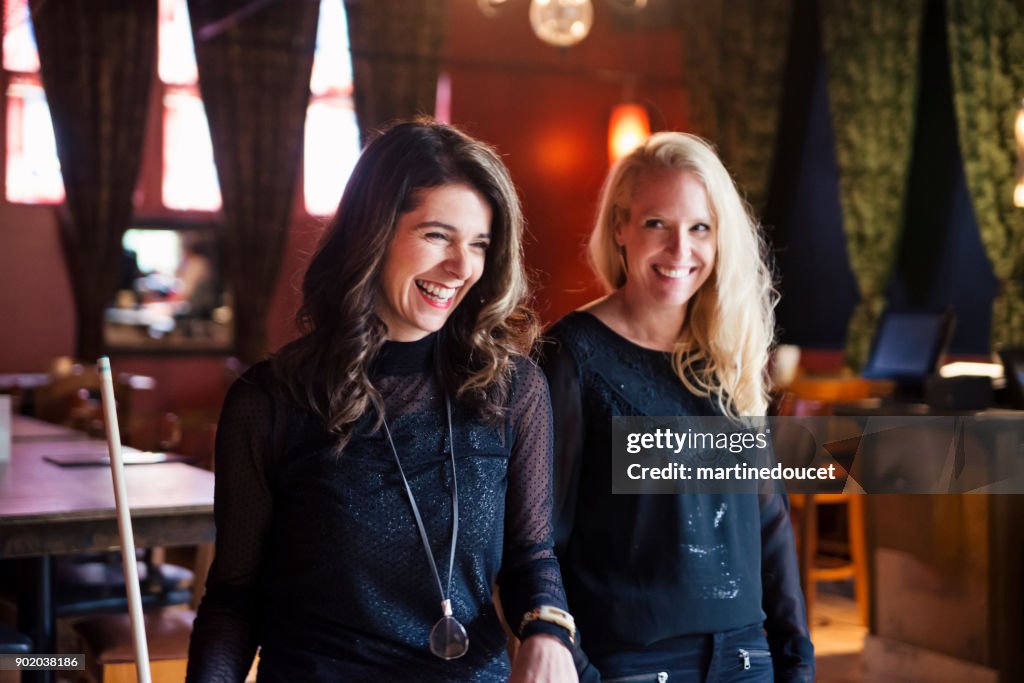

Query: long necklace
left=380, top=393, right=469, bottom=660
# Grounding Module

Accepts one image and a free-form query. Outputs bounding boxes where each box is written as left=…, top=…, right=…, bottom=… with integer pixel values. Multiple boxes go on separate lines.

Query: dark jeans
left=599, top=624, right=773, bottom=683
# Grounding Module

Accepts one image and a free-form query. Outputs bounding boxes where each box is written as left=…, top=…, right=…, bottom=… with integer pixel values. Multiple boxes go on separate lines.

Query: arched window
left=2, top=0, right=359, bottom=218
left=304, top=0, right=360, bottom=216
left=159, top=0, right=221, bottom=211
left=2, top=0, right=62, bottom=203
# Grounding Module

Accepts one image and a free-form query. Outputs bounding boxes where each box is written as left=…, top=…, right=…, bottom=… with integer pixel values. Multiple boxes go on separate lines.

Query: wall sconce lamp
left=480, top=0, right=647, bottom=48
left=608, top=103, right=650, bottom=164
left=1015, top=98, right=1024, bottom=208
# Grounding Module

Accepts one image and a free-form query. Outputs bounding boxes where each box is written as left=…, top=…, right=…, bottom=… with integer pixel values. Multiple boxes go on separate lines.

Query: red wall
left=446, top=0, right=688, bottom=322
left=0, top=2, right=686, bottom=413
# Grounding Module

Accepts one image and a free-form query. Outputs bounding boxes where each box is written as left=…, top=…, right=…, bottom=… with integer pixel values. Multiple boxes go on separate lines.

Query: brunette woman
left=187, top=120, right=577, bottom=682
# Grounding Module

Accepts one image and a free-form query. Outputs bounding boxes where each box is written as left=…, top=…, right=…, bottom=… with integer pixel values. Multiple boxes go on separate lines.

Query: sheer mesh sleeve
left=496, top=357, right=571, bottom=644
left=759, top=489, right=815, bottom=682
left=537, top=337, right=585, bottom=554
left=186, top=367, right=278, bottom=682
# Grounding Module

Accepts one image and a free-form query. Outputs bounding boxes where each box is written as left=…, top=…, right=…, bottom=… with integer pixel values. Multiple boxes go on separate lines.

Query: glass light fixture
left=529, top=0, right=594, bottom=48
left=607, top=0, right=648, bottom=12
left=1015, top=99, right=1024, bottom=208
left=477, top=0, right=509, bottom=18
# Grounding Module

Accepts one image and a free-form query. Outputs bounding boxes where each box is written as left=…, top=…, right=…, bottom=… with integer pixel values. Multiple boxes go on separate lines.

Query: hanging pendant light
left=480, top=0, right=647, bottom=48
left=608, top=103, right=650, bottom=164
left=607, top=0, right=648, bottom=11
left=529, top=0, right=594, bottom=48
left=477, top=0, right=509, bottom=17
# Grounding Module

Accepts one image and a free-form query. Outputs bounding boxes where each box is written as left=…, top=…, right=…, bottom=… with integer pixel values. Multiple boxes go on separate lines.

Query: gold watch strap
left=519, top=605, right=576, bottom=644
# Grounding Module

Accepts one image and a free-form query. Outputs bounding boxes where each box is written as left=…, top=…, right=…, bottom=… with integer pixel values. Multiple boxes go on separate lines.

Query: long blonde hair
left=588, top=132, right=776, bottom=417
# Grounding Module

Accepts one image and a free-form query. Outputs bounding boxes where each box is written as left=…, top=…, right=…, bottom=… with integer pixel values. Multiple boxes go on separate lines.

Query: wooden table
left=0, top=373, right=51, bottom=391
left=11, top=414, right=90, bottom=442
left=0, top=416, right=215, bottom=682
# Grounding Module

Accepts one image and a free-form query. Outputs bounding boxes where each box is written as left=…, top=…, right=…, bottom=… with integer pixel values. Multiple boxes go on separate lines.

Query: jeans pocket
left=736, top=648, right=772, bottom=672
left=725, top=646, right=773, bottom=682
left=603, top=673, right=670, bottom=683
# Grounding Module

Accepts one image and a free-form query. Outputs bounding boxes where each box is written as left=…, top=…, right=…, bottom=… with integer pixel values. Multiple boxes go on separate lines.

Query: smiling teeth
left=654, top=265, right=694, bottom=278
left=416, top=280, right=456, bottom=301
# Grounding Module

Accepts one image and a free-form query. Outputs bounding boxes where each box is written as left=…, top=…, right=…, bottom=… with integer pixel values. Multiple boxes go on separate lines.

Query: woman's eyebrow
left=414, top=221, right=457, bottom=230
left=415, top=221, right=491, bottom=240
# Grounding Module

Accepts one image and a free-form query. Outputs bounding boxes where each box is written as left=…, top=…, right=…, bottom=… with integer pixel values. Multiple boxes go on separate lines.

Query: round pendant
left=429, top=615, right=469, bottom=660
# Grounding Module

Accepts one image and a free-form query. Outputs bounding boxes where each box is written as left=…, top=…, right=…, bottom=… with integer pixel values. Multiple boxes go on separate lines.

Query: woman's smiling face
left=615, top=167, right=717, bottom=313
left=376, top=183, right=492, bottom=341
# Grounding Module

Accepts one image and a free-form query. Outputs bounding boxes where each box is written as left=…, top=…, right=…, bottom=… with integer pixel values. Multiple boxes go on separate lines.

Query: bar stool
left=773, top=385, right=874, bottom=628
left=790, top=492, right=869, bottom=626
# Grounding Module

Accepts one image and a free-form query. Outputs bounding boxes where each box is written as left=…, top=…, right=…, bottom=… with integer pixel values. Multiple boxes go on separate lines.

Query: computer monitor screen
left=862, top=311, right=955, bottom=382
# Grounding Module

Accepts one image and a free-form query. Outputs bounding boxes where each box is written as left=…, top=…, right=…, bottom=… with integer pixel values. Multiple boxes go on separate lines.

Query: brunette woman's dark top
left=186, top=334, right=569, bottom=682
left=542, top=312, right=814, bottom=681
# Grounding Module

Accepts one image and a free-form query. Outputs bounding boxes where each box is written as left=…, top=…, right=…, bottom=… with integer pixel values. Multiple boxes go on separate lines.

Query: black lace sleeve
left=186, top=368, right=277, bottom=682
left=759, top=488, right=816, bottom=682
left=496, top=357, right=572, bottom=646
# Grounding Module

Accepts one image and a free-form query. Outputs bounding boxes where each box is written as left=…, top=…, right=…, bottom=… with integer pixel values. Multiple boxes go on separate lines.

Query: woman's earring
left=618, top=245, right=629, bottom=277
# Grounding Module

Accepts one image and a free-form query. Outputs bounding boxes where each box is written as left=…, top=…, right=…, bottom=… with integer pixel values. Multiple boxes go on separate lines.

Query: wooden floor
left=813, top=583, right=868, bottom=683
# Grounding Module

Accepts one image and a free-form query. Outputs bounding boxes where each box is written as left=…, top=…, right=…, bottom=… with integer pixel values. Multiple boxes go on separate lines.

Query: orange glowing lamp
left=608, top=104, right=650, bottom=164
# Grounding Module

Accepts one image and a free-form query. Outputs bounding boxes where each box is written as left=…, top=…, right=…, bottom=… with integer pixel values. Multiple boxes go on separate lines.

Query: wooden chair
left=52, top=405, right=197, bottom=620
left=0, top=623, right=32, bottom=683
left=0, top=621, right=32, bottom=654
left=73, top=608, right=194, bottom=683
left=70, top=419, right=218, bottom=683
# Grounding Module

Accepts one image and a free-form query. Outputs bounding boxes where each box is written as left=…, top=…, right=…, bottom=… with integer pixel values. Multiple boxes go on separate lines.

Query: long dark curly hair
left=272, top=119, right=537, bottom=449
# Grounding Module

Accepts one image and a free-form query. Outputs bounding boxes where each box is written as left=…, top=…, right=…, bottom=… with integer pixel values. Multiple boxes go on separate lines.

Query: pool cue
left=98, top=356, right=153, bottom=683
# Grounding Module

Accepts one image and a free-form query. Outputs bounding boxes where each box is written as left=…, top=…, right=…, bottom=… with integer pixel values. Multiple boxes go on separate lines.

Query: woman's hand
left=509, top=634, right=578, bottom=683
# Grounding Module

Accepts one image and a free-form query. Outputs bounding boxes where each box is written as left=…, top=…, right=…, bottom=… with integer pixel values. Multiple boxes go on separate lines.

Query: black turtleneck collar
left=374, top=332, right=437, bottom=376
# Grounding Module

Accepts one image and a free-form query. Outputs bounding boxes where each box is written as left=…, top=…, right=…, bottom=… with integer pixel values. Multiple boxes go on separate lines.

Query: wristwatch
left=519, top=605, right=576, bottom=644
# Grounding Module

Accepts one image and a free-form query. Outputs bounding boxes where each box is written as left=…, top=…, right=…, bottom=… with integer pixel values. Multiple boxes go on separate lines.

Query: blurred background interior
left=1, top=0, right=1023, bottom=681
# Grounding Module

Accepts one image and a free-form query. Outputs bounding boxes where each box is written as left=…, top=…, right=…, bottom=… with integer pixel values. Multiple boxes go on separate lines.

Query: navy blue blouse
left=187, top=334, right=569, bottom=682
left=542, top=312, right=814, bottom=681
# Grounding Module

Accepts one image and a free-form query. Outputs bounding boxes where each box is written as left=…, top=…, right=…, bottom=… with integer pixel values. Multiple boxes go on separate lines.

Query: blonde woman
left=542, top=133, right=813, bottom=682
left=187, top=120, right=577, bottom=682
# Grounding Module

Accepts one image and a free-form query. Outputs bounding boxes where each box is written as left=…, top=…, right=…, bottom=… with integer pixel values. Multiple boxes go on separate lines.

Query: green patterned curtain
left=188, top=0, right=319, bottom=363
left=947, top=0, right=1024, bottom=349
left=33, top=0, right=157, bottom=360
left=821, top=0, right=924, bottom=368
left=680, top=0, right=792, bottom=212
left=343, top=0, right=449, bottom=142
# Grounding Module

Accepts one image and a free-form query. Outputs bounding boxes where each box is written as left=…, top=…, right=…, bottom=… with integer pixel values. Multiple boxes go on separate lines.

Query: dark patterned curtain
left=680, top=0, right=792, bottom=213
left=822, top=0, right=924, bottom=368
left=188, top=0, right=319, bottom=363
left=32, top=0, right=157, bottom=360
left=343, top=0, right=448, bottom=141
left=947, top=0, right=1024, bottom=349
